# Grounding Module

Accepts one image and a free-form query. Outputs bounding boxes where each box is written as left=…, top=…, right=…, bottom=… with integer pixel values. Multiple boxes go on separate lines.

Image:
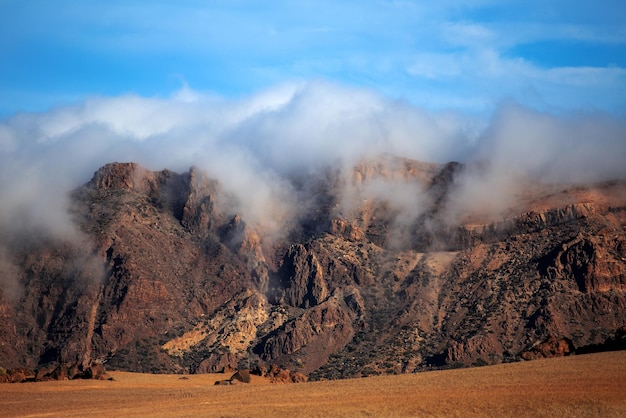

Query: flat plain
left=1, top=351, right=625, bottom=417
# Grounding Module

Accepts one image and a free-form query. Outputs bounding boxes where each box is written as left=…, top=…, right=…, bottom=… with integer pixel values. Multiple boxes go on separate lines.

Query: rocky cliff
left=1, top=157, right=625, bottom=378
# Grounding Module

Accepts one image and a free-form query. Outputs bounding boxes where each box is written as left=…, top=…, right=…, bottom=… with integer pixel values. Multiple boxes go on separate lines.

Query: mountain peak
left=87, top=162, right=152, bottom=191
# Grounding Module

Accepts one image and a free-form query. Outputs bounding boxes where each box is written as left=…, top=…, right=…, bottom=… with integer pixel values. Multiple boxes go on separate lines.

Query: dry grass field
left=1, top=351, right=625, bottom=417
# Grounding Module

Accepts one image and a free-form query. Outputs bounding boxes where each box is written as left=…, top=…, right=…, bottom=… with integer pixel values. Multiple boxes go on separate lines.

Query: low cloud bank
left=0, top=80, right=624, bottom=251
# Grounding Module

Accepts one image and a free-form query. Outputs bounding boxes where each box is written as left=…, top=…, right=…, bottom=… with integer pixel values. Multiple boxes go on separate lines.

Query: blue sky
left=1, top=0, right=625, bottom=117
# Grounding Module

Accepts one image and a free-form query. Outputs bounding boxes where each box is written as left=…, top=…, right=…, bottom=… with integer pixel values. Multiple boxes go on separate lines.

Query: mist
left=0, top=80, right=625, bottom=251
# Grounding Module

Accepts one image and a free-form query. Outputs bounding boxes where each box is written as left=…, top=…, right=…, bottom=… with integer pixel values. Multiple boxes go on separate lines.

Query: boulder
left=230, top=369, right=251, bottom=383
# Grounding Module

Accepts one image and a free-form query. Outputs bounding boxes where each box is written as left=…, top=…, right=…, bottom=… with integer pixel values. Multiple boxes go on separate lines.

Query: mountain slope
left=1, top=158, right=625, bottom=378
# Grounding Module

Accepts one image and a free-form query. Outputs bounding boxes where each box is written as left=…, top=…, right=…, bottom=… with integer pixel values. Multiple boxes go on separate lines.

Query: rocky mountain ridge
left=1, top=157, right=625, bottom=379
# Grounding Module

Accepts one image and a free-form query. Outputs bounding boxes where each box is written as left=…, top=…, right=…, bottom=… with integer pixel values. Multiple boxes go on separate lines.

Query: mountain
left=1, top=157, right=625, bottom=378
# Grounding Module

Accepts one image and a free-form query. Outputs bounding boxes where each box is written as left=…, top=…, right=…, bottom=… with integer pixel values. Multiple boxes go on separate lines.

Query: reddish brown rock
left=195, top=353, right=238, bottom=374
left=230, top=369, right=251, bottom=383
left=549, top=236, right=626, bottom=293
left=330, top=218, right=365, bottom=241
left=257, top=298, right=354, bottom=373
left=520, top=336, right=575, bottom=361
left=276, top=244, right=329, bottom=308
left=263, top=364, right=308, bottom=383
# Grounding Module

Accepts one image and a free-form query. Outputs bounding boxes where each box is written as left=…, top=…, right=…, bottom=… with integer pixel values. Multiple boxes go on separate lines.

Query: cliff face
left=1, top=158, right=625, bottom=378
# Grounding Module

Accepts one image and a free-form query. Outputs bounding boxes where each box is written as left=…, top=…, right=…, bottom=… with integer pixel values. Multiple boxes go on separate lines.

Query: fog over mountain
left=1, top=81, right=626, bottom=377
left=0, top=81, right=625, bottom=246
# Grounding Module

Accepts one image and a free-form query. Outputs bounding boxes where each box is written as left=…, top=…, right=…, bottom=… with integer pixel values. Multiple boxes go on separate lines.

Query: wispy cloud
left=1, top=1, right=624, bottom=115
left=0, top=83, right=624, bottom=243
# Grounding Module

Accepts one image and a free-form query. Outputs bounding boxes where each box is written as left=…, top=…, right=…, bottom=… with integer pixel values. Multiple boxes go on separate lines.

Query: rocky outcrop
left=445, top=334, right=503, bottom=366
left=520, top=336, right=575, bottom=360
left=0, top=368, right=35, bottom=383
left=41, top=361, right=111, bottom=381
left=0, top=361, right=111, bottom=383
left=87, top=162, right=146, bottom=191
left=329, top=218, right=365, bottom=242
left=180, top=167, right=222, bottom=237
left=539, top=235, right=626, bottom=293
left=162, top=289, right=275, bottom=373
left=275, top=244, right=329, bottom=308
left=256, top=297, right=355, bottom=373
left=453, top=204, right=607, bottom=250
left=264, top=364, right=308, bottom=383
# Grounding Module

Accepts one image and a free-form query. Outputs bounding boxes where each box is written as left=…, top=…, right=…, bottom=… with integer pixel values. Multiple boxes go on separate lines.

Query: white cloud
left=443, top=102, right=626, bottom=223
left=0, top=82, right=624, bottom=246
left=441, top=21, right=495, bottom=48
left=0, top=82, right=471, bottom=239
left=406, top=45, right=626, bottom=113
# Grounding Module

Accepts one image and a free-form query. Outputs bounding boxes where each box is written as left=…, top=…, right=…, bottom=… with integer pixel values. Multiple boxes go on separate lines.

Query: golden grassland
left=1, top=351, right=625, bottom=417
